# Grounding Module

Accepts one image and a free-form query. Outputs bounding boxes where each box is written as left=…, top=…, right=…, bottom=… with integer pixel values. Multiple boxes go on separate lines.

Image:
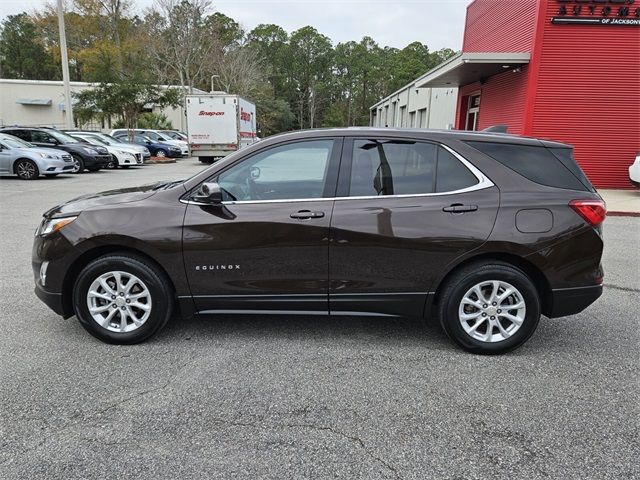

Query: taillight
left=569, top=199, right=606, bottom=226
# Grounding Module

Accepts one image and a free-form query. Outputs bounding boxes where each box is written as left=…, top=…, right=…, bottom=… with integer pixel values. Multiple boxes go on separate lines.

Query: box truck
left=185, top=93, right=257, bottom=163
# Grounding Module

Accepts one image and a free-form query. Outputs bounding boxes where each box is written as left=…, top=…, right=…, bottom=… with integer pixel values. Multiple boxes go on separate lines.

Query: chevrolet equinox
left=32, top=128, right=605, bottom=354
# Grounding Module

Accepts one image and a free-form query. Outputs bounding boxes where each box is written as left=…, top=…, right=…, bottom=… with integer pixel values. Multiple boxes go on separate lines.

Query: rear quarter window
left=466, top=141, right=589, bottom=191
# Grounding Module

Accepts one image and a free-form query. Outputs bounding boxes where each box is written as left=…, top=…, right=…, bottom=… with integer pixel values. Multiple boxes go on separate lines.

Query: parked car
left=0, top=127, right=111, bottom=173
left=113, top=133, right=182, bottom=158
left=0, top=133, right=75, bottom=179
left=630, top=152, right=640, bottom=188
left=32, top=128, right=605, bottom=353
left=110, top=129, right=189, bottom=156
left=159, top=130, right=188, bottom=142
left=70, top=131, right=152, bottom=163
left=66, top=132, right=143, bottom=168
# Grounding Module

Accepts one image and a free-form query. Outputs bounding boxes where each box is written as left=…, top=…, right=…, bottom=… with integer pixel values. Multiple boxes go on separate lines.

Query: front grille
left=61, top=154, right=73, bottom=163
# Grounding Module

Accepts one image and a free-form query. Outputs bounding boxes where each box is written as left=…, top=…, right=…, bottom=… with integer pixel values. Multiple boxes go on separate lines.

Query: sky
left=0, top=0, right=469, bottom=51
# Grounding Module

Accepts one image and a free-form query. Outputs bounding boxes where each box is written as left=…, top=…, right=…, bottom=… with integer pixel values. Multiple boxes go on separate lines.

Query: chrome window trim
left=181, top=142, right=494, bottom=206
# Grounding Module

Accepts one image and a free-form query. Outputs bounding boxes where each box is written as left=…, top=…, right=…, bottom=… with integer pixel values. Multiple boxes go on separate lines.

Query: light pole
left=57, top=0, right=74, bottom=128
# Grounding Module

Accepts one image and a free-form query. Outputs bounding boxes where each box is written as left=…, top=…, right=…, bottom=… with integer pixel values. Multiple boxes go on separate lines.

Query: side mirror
left=193, top=182, right=223, bottom=204
left=146, top=140, right=152, bottom=145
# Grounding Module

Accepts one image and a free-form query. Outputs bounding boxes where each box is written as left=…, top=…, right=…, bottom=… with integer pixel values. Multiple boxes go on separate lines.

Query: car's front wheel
left=72, top=254, right=174, bottom=344
left=438, top=262, right=541, bottom=355
left=71, top=155, right=84, bottom=173
left=15, top=159, right=39, bottom=179
left=155, top=149, right=167, bottom=158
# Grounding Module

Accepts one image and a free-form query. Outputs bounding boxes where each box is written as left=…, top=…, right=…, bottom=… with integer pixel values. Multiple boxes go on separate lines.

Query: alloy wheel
left=458, top=280, right=526, bottom=343
left=16, top=161, right=36, bottom=179
left=86, top=271, right=152, bottom=333
left=71, top=157, right=81, bottom=173
left=156, top=150, right=167, bottom=158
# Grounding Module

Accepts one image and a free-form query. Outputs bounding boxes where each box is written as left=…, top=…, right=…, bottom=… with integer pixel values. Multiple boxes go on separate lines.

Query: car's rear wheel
left=15, top=159, right=39, bottom=180
left=72, top=254, right=174, bottom=344
left=437, top=262, right=540, bottom=355
left=71, top=155, right=84, bottom=173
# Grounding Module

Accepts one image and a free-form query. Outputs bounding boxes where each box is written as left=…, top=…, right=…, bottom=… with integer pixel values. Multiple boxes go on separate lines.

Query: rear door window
left=466, top=141, right=589, bottom=191
left=347, top=139, right=479, bottom=196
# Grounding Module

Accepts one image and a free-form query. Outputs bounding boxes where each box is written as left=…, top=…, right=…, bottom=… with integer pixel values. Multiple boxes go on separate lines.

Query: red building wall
left=463, top=0, right=538, bottom=52
left=528, top=0, right=640, bottom=188
left=457, top=0, right=640, bottom=188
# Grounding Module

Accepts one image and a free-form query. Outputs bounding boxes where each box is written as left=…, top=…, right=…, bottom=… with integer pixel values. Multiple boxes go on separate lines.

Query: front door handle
left=443, top=204, right=478, bottom=213
left=290, top=210, right=325, bottom=219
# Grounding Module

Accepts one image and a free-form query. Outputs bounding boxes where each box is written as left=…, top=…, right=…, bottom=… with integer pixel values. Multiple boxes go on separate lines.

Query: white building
left=0, top=79, right=202, bottom=132
left=370, top=73, right=458, bottom=130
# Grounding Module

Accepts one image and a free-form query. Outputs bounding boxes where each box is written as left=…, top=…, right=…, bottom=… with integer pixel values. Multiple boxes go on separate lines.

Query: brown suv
left=32, top=128, right=605, bottom=354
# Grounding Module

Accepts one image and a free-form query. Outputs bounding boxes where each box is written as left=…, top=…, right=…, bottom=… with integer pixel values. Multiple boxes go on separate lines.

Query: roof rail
left=483, top=125, right=509, bottom=133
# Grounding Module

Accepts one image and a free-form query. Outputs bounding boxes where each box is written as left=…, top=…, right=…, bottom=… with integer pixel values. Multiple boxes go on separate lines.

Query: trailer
left=185, top=93, right=257, bottom=163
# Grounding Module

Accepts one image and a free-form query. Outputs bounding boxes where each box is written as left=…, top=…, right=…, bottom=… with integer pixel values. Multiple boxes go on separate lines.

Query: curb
left=607, top=211, right=640, bottom=217
left=147, top=158, right=177, bottom=164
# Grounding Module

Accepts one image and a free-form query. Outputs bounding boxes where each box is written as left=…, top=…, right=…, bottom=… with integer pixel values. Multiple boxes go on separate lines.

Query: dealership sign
left=552, top=0, right=640, bottom=26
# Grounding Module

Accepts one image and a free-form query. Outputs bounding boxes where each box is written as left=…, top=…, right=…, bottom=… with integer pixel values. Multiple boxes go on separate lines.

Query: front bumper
left=84, top=154, right=112, bottom=168
left=547, top=284, right=603, bottom=318
left=34, top=283, right=67, bottom=317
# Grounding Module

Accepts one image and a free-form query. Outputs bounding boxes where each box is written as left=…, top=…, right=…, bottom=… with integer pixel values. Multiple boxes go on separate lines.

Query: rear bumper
left=547, top=284, right=603, bottom=318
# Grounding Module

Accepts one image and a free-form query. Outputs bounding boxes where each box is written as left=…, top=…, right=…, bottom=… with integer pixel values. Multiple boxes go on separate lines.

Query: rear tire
left=15, top=159, right=39, bottom=179
left=437, top=262, right=541, bottom=355
left=72, top=254, right=174, bottom=344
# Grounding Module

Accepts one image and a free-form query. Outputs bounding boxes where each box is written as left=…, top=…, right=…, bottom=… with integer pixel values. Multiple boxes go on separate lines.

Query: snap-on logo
left=199, top=111, right=225, bottom=116
left=195, top=265, right=241, bottom=271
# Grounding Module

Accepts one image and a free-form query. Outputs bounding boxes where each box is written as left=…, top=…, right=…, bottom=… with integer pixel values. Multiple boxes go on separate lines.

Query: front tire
left=15, top=159, right=39, bottom=179
left=71, top=155, right=84, bottom=173
left=155, top=149, right=167, bottom=158
left=72, top=254, right=174, bottom=344
left=437, top=262, right=541, bottom=355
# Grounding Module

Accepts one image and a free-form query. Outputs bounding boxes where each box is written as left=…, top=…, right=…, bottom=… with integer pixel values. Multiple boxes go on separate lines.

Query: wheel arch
left=13, top=157, right=37, bottom=173
left=61, top=244, right=178, bottom=318
left=428, top=252, right=553, bottom=318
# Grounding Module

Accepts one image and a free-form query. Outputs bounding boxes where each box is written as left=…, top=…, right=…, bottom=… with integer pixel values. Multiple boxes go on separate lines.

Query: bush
left=137, top=112, right=173, bottom=130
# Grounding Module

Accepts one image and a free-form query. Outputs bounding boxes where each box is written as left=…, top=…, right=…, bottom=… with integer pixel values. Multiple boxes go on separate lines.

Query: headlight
left=37, top=216, right=77, bottom=236
left=116, top=150, right=131, bottom=156
left=38, top=153, right=58, bottom=159
left=82, top=147, right=99, bottom=155
left=143, top=148, right=150, bottom=155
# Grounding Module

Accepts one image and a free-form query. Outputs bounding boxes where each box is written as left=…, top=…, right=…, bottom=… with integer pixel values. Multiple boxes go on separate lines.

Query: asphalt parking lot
left=0, top=161, right=638, bottom=480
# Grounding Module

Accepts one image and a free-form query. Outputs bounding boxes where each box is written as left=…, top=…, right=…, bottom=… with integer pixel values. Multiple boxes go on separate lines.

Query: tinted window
left=466, top=141, right=587, bottom=191
left=435, top=147, right=479, bottom=193
left=548, top=148, right=595, bottom=192
left=31, top=131, right=57, bottom=144
left=4, top=129, right=32, bottom=142
left=349, top=140, right=436, bottom=196
left=348, top=140, right=478, bottom=196
left=217, top=140, right=334, bottom=201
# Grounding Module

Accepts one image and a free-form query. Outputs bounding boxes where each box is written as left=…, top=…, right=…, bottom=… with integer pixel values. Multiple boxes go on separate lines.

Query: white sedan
left=70, top=133, right=143, bottom=168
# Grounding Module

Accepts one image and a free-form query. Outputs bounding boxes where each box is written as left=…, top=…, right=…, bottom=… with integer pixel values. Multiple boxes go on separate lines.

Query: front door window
left=217, top=139, right=335, bottom=201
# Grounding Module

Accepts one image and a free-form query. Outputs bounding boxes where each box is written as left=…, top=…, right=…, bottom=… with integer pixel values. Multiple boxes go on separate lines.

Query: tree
left=144, top=0, right=218, bottom=92
left=0, top=14, right=58, bottom=79
left=288, top=26, right=333, bottom=129
left=73, top=76, right=182, bottom=135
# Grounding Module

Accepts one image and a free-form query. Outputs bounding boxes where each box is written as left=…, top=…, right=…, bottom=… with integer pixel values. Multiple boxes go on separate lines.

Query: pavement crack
left=209, top=416, right=402, bottom=479
left=606, top=284, right=640, bottom=293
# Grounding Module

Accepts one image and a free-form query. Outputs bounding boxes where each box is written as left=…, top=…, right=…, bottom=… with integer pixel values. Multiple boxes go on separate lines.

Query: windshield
left=144, top=131, right=163, bottom=141
left=0, top=135, right=33, bottom=148
left=85, top=134, right=109, bottom=145
left=49, top=130, right=80, bottom=144
left=94, top=133, right=120, bottom=145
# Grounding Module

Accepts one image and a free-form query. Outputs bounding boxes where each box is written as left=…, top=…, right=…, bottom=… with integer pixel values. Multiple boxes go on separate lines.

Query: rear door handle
left=443, top=204, right=478, bottom=213
left=290, top=210, right=325, bottom=219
